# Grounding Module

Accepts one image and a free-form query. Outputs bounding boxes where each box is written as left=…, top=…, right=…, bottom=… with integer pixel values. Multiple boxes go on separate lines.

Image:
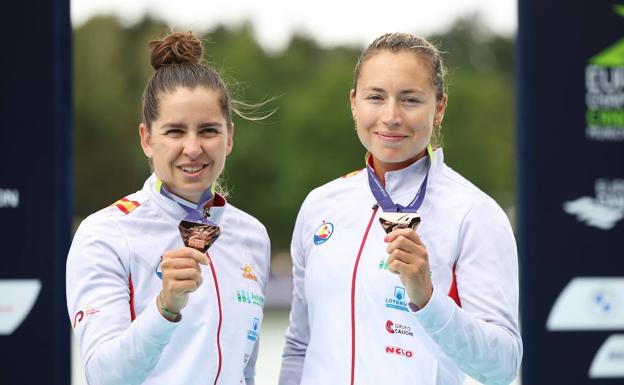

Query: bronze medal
left=178, top=220, right=221, bottom=252
left=378, top=212, right=421, bottom=234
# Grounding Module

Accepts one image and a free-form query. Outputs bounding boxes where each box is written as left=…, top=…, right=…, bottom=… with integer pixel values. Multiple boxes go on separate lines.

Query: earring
left=354, top=120, right=358, bottom=131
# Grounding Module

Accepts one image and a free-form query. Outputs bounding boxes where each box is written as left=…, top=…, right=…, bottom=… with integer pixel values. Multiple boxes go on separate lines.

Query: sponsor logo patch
left=73, top=304, right=100, bottom=328
left=385, top=345, right=413, bottom=358
left=247, top=317, right=260, bottom=341
left=237, top=290, right=265, bottom=307
left=313, top=221, right=334, bottom=245
left=386, top=320, right=414, bottom=336
left=241, top=264, right=258, bottom=281
left=385, top=286, right=409, bottom=312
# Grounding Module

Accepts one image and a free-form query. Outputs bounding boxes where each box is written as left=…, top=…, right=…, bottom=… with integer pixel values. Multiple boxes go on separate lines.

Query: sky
left=71, top=0, right=517, bottom=52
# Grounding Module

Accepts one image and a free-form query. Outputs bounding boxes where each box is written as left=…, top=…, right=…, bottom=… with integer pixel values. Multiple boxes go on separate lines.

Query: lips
left=375, top=131, right=409, bottom=142
left=177, top=163, right=207, bottom=176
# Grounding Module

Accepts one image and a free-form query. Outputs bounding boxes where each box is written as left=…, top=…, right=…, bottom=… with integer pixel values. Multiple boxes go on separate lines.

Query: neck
left=173, top=190, right=205, bottom=205
left=158, top=180, right=214, bottom=207
left=372, top=150, right=426, bottom=185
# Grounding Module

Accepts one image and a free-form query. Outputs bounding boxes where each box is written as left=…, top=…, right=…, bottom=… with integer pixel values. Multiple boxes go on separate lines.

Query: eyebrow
left=364, top=86, right=426, bottom=95
left=161, top=122, right=187, bottom=129
left=161, top=121, right=224, bottom=129
left=198, top=121, right=224, bottom=128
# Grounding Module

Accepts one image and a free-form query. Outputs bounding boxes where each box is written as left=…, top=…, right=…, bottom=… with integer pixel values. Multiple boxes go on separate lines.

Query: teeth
left=181, top=166, right=203, bottom=173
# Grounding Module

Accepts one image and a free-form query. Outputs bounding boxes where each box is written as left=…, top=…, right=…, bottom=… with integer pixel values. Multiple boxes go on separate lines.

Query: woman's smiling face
left=140, top=86, right=233, bottom=202
left=350, top=50, right=446, bottom=172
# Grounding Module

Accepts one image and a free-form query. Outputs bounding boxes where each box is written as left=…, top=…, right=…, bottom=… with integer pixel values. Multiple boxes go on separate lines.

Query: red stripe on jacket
left=448, top=264, right=461, bottom=307
left=128, top=274, right=136, bottom=321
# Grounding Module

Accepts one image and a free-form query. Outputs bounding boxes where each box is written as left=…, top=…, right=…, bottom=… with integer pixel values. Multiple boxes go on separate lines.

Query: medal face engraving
left=178, top=220, right=221, bottom=252
left=378, top=213, right=421, bottom=234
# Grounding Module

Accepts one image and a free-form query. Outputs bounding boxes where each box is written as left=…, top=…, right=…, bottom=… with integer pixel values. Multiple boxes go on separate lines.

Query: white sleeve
left=278, top=205, right=309, bottom=385
left=66, top=216, right=179, bottom=385
left=244, top=230, right=271, bottom=385
left=412, top=198, right=523, bottom=385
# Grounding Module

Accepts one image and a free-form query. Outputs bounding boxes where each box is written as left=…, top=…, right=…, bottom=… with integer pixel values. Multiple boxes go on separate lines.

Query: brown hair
left=353, top=33, right=447, bottom=145
left=142, top=31, right=234, bottom=130
left=353, top=32, right=446, bottom=100
left=143, top=31, right=259, bottom=196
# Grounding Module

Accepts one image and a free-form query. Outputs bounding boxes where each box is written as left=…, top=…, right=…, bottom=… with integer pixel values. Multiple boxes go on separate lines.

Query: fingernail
left=383, top=235, right=389, bottom=242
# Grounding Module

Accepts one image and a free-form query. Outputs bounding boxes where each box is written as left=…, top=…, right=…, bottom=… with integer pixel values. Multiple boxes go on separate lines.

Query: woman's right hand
left=158, top=247, right=210, bottom=319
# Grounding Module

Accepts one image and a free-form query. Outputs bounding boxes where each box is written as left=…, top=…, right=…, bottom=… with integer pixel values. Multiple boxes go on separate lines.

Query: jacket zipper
left=207, top=253, right=223, bottom=385
left=350, top=204, right=379, bottom=385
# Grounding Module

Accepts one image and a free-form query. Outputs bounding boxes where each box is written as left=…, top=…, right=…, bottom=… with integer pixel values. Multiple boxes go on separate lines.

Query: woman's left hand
left=385, top=228, right=433, bottom=309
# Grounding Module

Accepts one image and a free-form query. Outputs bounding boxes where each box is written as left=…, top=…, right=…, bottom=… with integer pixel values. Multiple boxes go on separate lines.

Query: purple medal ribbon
left=366, top=159, right=429, bottom=213
left=158, top=182, right=216, bottom=224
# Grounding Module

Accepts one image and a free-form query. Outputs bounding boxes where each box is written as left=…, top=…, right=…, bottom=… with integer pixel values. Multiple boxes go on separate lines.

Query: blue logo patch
left=247, top=317, right=260, bottom=341
left=385, top=286, right=409, bottom=312
left=313, top=222, right=334, bottom=245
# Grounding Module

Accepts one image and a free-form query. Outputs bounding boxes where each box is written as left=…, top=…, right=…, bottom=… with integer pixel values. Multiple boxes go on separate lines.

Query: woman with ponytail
left=67, top=31, right=270, bottom=385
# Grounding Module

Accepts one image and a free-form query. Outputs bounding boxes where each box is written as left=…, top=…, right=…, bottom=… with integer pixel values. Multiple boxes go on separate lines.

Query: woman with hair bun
left=67, top=31, right=270, bottom=385
left=280, top=32, right=522, bottom=385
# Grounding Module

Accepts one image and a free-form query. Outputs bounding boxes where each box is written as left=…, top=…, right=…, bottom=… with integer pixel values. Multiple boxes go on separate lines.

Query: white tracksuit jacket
left=67, top=174, right=270, bottom=385
left=279, top=149, right=522, bottom=385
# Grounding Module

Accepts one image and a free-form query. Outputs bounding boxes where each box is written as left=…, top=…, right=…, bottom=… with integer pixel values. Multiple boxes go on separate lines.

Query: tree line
left=74, top=16, right=516, bottom=252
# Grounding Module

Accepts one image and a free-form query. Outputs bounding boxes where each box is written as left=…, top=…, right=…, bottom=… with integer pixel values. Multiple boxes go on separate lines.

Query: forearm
left=82, top=299, right=178, bottom=385
left=414, top=289, right=522, bottom=385
left=279, top=332, right=308, bottom=385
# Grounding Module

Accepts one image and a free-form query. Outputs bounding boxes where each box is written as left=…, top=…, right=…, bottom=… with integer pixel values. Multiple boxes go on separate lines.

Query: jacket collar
left=143, top=173, right=227, bottom=225
left=366, top=148, right=444, bottom=208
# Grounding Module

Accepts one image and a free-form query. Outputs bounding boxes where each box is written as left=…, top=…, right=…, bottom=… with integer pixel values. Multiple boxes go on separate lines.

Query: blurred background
left=70, top=1, right=517, bottom=384
left=3, top=1, right=622, bottom=384
left=72, top=1, right=517, bottom=275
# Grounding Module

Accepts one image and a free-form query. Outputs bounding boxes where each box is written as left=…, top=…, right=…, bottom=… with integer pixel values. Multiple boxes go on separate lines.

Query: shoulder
left=436, top=162, right=498, bottom=205
left=302, top=167, right=366, bottom=208
left=223, top=203, right=271, bottom=271
left=432, top=161, right=510, bottom=225
left=224, top=202, right=269, bottom=238
left=68, top=191, right=151, bottom=272
left=76, top=190, right=151, bottom=236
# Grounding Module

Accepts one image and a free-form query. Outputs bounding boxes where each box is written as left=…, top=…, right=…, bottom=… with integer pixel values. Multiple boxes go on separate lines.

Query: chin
left=186, top=181, right=212, bottom=192
left=373, top=149, right=413, bottom=163
left=376, top=151, right=428, bottom=168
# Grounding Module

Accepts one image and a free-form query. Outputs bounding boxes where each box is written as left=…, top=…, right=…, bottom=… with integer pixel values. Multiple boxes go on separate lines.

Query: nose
left=381, top=99, right=402, bottom=128
left=183, top=132, right=203, bottom=159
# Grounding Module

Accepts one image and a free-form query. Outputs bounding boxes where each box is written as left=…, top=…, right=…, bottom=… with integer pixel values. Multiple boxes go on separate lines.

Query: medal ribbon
left=366, top=156, right=430, bottom=213
left=155, top=178, right=216, bottom=224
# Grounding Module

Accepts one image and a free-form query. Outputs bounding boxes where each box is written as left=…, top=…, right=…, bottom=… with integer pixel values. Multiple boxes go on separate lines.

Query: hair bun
left=149, top=32, right=203, bottom=70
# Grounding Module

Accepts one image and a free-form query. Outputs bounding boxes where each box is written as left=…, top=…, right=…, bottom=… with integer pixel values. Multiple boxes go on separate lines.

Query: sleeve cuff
left=411, top=287, right=455, bottom=333
left=133, top=295, right=180, bottom=346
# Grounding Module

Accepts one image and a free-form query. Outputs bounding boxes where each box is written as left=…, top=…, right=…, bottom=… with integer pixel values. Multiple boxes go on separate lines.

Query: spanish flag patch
left=112, top=197, right=141, bottom=215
